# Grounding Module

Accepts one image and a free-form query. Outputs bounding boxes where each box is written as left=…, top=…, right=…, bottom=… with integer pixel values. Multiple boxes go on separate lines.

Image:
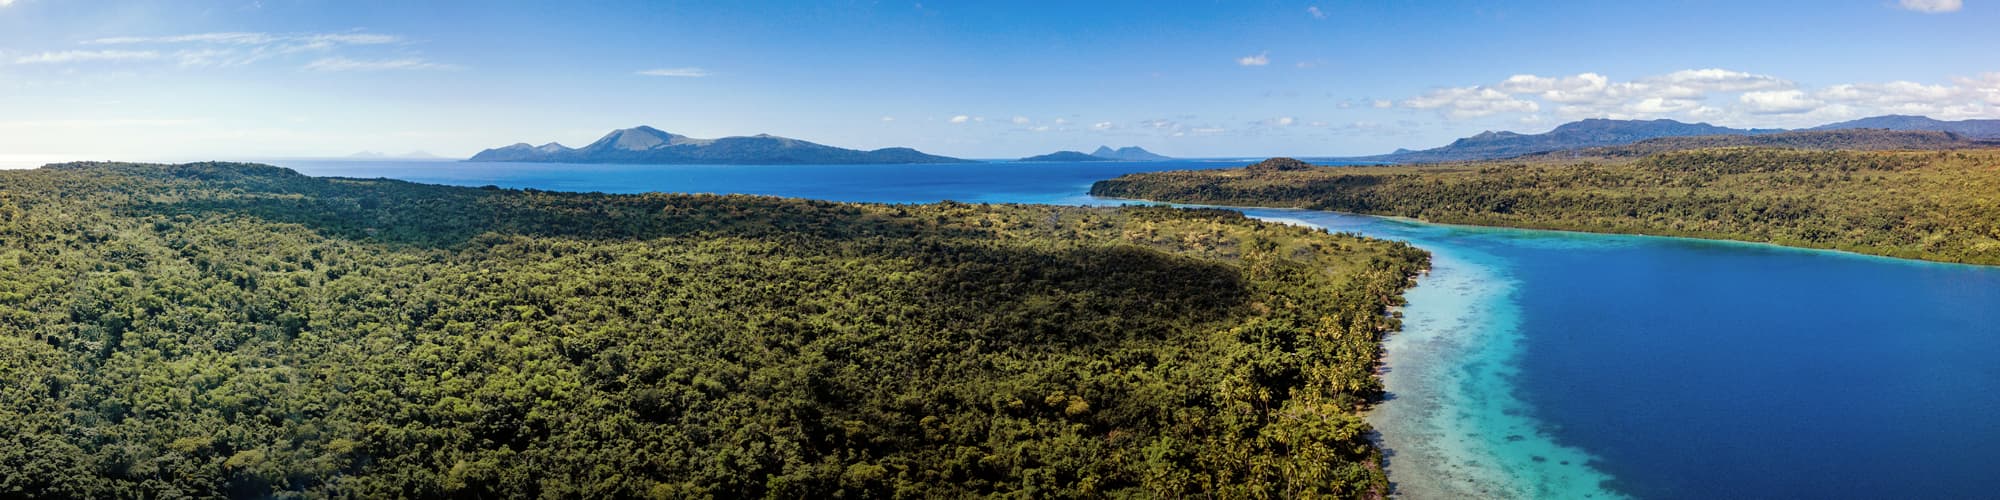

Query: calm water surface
left=274, top=159, right=2000, bottom=499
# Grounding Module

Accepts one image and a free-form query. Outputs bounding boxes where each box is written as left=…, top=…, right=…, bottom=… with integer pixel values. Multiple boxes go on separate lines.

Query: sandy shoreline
left=1251, top=212, right=1628, bottom=499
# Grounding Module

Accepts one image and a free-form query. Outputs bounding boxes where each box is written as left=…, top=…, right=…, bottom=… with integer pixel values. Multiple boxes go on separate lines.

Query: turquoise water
left=271, top=159, right=2000, bottom=498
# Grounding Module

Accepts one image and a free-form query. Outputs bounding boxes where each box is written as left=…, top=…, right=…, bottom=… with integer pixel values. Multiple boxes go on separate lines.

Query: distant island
left=469, top=126, right=972, bottom=164
left=1019, top=145, right=1172, bottom=162
left=1019, top=151, right=1110, bottom=162
left=1346, top=114, right=2000, bottom=163
left=1091, top=145, right=1172, bottom=161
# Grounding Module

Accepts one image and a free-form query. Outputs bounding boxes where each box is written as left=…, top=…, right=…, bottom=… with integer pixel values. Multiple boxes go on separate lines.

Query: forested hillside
left=0, top=162, right=1425, bottom=498
left=1093, top=149, right=2000, bottom=265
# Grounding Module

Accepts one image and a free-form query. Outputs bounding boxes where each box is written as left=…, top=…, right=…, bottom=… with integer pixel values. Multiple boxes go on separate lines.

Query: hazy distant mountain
left=1517, top=129, right=1997, bottom=160
left=1021, top=151, right=1115, bottom=162
left=1811, top=115, right=2000, bottom=139
left=1016, top=146, right=1170, bottom=162
left=1351, top=118, right=1782, bottom=163
left=1090, top=146, right=1172, bottom=161
left=469, top=126, right=971, bottom=164
left=470, top=142, right=574, bottom=162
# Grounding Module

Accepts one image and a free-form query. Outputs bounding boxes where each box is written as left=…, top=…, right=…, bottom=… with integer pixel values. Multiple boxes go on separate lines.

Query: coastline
left=1090, top=195, right=1999, bottom=269
left=1100, top=194, right=1991, bottom=497
left=1093, top=196, right=1638, bottom=498
left=1251, top=212, right=1628, bottom=499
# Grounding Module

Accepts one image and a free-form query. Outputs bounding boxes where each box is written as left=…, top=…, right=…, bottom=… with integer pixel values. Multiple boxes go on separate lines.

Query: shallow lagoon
left=274, top=159, right=2000, bottom=498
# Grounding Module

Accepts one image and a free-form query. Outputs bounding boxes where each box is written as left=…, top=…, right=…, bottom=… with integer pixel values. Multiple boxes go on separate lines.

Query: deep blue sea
left=273, top=158, right=2000, bottom=499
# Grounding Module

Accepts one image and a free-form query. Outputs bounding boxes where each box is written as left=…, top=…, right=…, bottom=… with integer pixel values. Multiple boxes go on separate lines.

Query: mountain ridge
left=1513, top=129, right=1998, bottom=160
left=1091, top=145, right=1173, bottom=161
left=1810, top=115, right=2000, bottom=139
left=1350, top=114, right=2000, bottom=164
left=1018, top=145, right=1173, bottom=162
left=1019, top=151, right=1112, bottom=162
left=1348, top=118, right=1780, bottom=163
left=470, top=126, right=971, bottom=164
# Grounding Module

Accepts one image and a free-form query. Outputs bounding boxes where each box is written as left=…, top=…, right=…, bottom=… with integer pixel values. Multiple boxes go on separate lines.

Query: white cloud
left=1307, top=6, right=1326, bottom=19
left=1372, top=99, right=1393, bottom=109
left=86, top=32, right=400, bottom=48
left=1403, top=86, right=1540, bottom=119
left=1629, top=97, right=1703, bottom=114
left=1898, top=0, right=1962, bottom=13
left=1653, top=68, right=1792, bottom=92
left=88, top=33, right=274, bottom=45
left=13, top=50, right=160, bottom=64
left=0, top=0, right=15, bottom=6
left=949, top=115, right=971, bottom=124
left=304, top=57, right=457, bottom=72
left=637, top=67, right=710, bottom=77
left=1492, top=69, right=1790, bottom=113
left=1402, top=67, right=2000, bottom=125
left=171, top=48, right=267, bottom=68
left=1053, top=117, right=1071, bottom=125
left=84, top=32, right=400, bottom=58
left=1959, top=73, right=2000, bottom=105
left=1810, top=80, right=1988, bottom=118
left=1738, top=90, right=1823, bottom=114
left=21, top=31, right=431, bottom=70
left=1011, top=116, right=1030, bottom=125
left=306, top=33, right=401, bottom=45
left=0, top=118, right=200, bottom=128
left=1237, top=52, right=1269, bottom=67
left=880, top=116, right=895, bottom=122
left=1262, top=116, right=1298, bottom=127
left=1092, top=121, right=1114, bottom=130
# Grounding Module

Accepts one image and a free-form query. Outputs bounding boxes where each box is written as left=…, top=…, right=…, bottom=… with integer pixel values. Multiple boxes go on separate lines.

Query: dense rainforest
left=0, top=162, right=1427, bottom=498
left=1093, top=148, right=2000, bottom=265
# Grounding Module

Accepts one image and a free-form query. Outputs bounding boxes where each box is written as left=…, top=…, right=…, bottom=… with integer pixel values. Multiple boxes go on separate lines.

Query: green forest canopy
left=1093, top=148, right=2000, bottom=265
left=0, top=162, right=1426, bottom=498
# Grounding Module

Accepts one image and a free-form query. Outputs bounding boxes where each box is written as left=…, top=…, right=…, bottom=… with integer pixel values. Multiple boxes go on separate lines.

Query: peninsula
left=1093, top=130, right=2000, bottom=265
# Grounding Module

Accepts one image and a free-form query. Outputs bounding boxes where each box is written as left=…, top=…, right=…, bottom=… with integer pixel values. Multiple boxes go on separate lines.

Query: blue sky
left=0, top=0, right=1995, bottom=162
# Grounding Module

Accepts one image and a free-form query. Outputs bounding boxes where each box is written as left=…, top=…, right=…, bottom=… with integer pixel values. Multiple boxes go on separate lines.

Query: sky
left=0, top=0, right=1996, bottom=162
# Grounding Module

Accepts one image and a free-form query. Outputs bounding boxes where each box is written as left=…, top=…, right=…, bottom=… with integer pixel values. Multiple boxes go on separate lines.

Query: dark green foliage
left=1245, top=158, right=1315, bottom=172
left=0, top=162, right=1425, bottom=498
left=1092, top=148, right=2000, bottom=265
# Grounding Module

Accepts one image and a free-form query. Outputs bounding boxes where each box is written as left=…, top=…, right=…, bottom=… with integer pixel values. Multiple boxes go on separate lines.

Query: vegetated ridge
left=1348, top=114, right=2000, bottom=163
left=0, top=161, right=1427, bottom=497
left=1093, top=148, right=2000, bottom=265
